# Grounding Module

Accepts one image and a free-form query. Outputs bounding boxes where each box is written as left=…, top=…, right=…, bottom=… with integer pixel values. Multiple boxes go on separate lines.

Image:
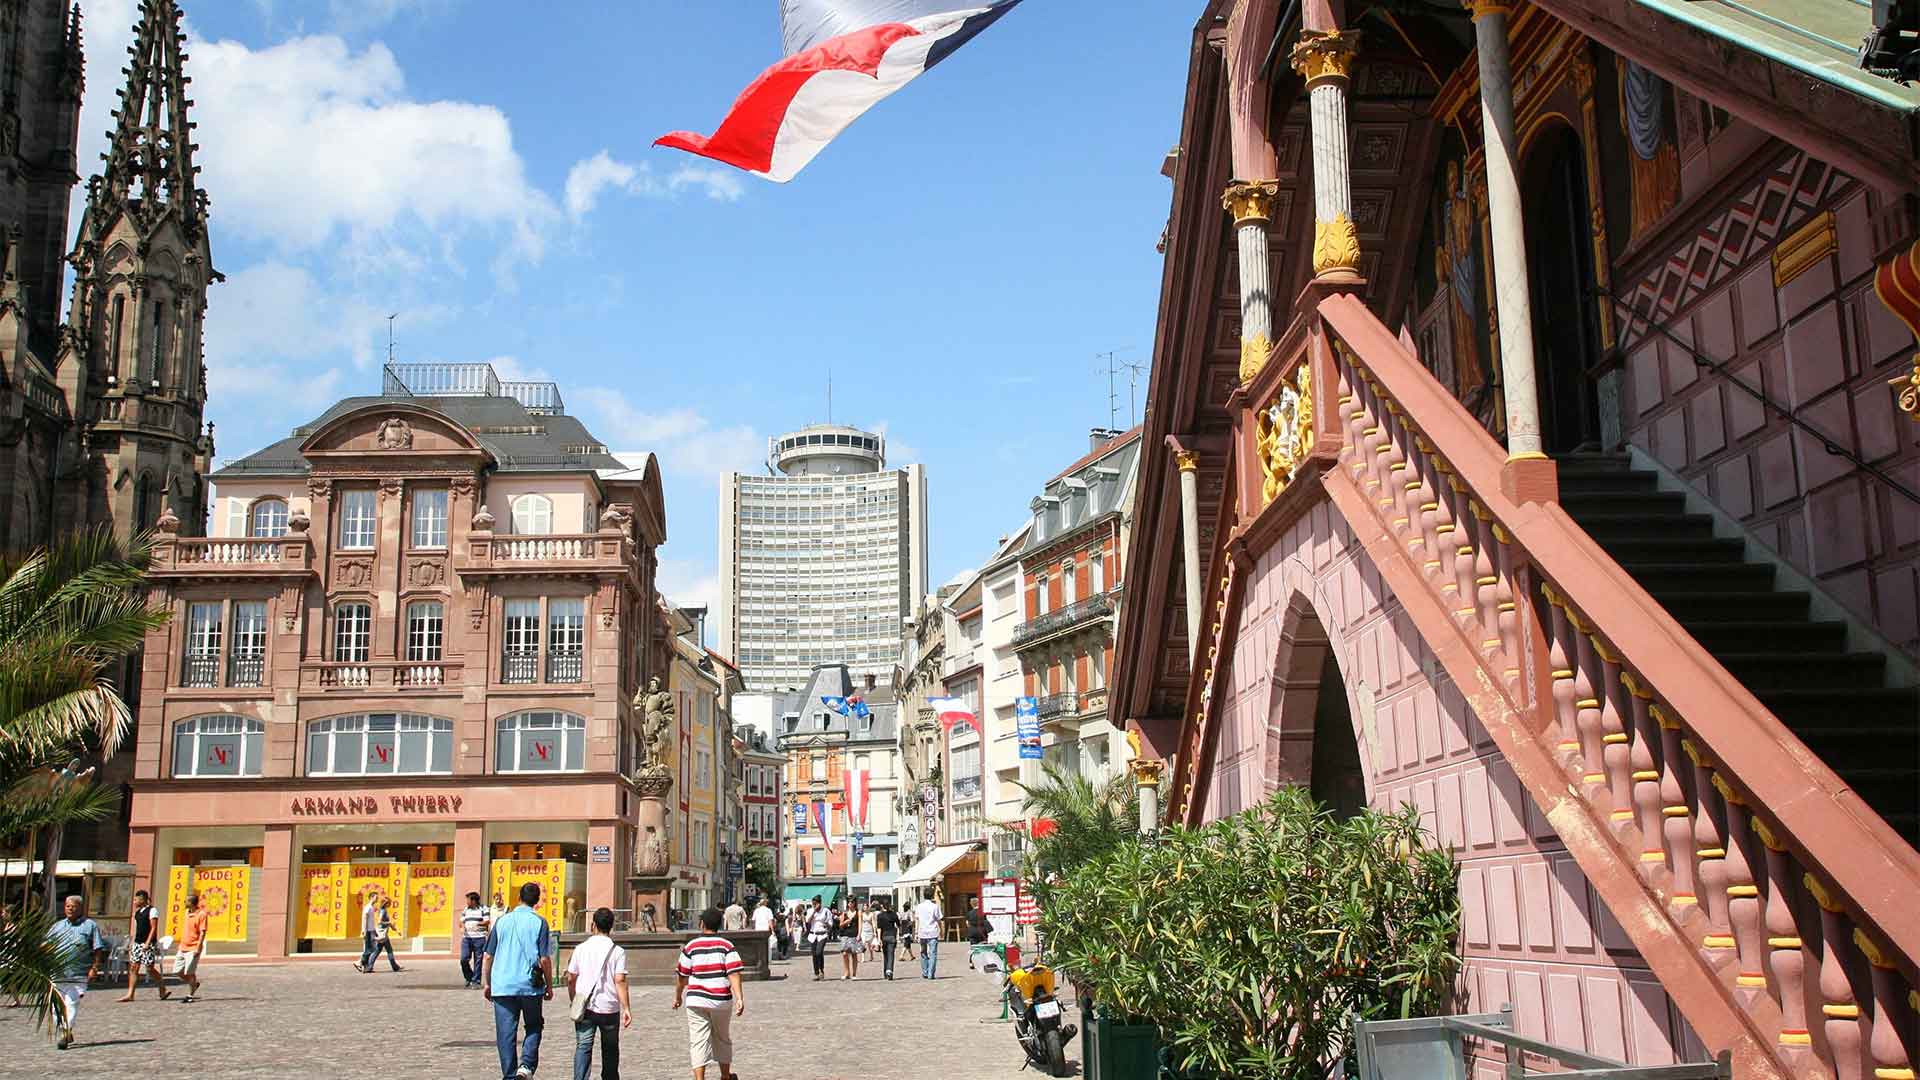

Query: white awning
left=892, top=843, right=980, bottom=888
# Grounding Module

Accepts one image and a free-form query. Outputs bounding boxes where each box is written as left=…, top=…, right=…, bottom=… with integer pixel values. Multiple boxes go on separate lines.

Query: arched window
left=306, top=713, right=453, bottom=776
left=495, top=710, right=585, bottom=773
left=132, top=474, right=154, bottom=528
left=511, top=494, right=552, bottom=535
left=172, top=715, right=265, bottom=777
left=249, top=498, right=289, bottom=537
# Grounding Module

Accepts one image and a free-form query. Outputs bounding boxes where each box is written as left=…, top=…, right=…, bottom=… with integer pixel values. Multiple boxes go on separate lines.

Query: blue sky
left=85, top=0, right=1197, bottom=616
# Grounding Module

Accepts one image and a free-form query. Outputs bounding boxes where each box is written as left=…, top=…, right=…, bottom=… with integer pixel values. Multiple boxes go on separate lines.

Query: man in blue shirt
left=45, top=894, right=106, bottom=1050
left=483, top=882, right=554, bottom=1080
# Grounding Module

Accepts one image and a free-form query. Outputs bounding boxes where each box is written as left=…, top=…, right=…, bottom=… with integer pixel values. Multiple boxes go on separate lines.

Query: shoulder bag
left=570, top=940, right=615, bottom=1021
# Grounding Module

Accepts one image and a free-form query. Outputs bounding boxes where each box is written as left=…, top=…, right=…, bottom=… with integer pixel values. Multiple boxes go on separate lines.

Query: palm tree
left=1013, top=760, right=1140, bottom=889
left=0, top=529, right=168, bottom=1032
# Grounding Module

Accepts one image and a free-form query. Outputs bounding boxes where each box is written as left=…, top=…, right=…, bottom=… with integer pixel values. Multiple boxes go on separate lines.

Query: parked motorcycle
left=1006, top=958, right=1076, bottom=1077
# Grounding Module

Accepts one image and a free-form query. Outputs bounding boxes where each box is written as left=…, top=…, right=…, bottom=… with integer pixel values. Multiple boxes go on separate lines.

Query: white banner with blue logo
left=1016, top=695, right=1043, bottom=759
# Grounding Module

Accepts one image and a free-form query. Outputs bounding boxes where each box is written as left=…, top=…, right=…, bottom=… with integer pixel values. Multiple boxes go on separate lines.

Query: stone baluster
left=1424, top=450, right=1460, bottom=591
left=1489, top=524, right=1520, bottom=688
left=1404, top=434, right=1437, bottom=566
left=1590, top=638, right=1634, bottom=820
left=1750, top=818, right=1812, bottom=1063
left=1447, top=478, right=1480, bottom=627
left=1714, top=775, right=1769, bottom=1003
left=1542, top=586, right=1579, bottom=755
left=1336, top=356, right=1362, bottom=469
left=1855, top=930, right=1918, bottom=1080
left=1379, top=400, right=1411, bottom=526
left=1349, top=371, right=1377, bottom=481
left=1805, top=876, right=1865, bottom=1080
left=1653, top=705, right=1698, bottom=909
left=1569, top=613, right=1607, bottom=792
left=1357, top=378, right=1388, bottom=492
left=1620, top=672, right=1665, bottom=870
left=1685, top=739, right=1735, bottom=954
left=1468, top=503, right=1500, bottom=651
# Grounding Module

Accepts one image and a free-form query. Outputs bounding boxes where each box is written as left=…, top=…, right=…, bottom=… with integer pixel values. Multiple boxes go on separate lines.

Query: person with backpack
left=565, top=906, right=630, bottom=1080
left=116, top=889, right=170, bottom=1002
left=484, top=881, right=555, bottom=1080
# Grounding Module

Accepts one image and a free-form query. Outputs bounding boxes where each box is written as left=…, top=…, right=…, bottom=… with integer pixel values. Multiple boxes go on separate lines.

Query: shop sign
left=287, top=793, right=466, bottom=817
left=590, top=844, right=612, bottom=864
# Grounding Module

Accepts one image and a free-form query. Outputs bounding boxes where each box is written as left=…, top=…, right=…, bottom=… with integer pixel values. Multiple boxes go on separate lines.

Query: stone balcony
left=1011, top=590, right=1116, bottom=651
left=461, top=530, right=635, bottom=578
left=151, top=534, right=316, bottom=578
left=302, top=660, right=462, bottom=691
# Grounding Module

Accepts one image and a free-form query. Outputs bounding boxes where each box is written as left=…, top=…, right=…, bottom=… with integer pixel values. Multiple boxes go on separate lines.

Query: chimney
left=1089, top=426, right=1120, bottom=451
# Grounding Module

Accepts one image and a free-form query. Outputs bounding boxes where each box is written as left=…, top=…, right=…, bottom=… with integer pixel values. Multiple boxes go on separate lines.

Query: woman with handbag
left=565, top=907, right=631, bottom=1080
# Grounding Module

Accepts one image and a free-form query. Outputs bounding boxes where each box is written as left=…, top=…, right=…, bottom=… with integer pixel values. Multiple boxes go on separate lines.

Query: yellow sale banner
left=407, top=863, right=455, bottom=938
left=488, top=859, right=566, bottom=928
left=296, top=864, right=351, bottom=940
left=347, top=863, right=411, bottom=936
left=187, top=865, right=250, bottom=941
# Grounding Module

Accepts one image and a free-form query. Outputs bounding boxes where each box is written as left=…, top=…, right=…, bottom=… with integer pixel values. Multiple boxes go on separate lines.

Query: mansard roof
left=212, top=393, right=628, bottom=479
left=1021, top=428, right=1141, bottom=554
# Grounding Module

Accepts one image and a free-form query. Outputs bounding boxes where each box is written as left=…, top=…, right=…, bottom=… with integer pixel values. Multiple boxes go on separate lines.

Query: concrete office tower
left=718, top=424, right=928, bottom=693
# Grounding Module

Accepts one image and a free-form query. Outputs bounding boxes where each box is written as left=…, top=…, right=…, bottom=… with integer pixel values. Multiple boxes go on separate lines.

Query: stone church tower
left=0, top=0, right=214, bottom=551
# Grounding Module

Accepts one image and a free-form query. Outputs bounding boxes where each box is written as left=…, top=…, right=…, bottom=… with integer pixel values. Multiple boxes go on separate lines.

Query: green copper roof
left=1634, top=0, right=1920, bottom=113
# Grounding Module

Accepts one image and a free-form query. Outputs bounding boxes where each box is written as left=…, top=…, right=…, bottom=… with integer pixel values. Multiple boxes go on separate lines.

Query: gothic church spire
left=93, top=0, right=205, bottom=235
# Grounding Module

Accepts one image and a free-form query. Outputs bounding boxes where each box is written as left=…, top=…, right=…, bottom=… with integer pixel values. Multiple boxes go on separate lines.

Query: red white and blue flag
left=929, top=695, right=981, bottom=739
left=845, top=768, right=871, bottom=831
left=656, top=0, right=1022, bottom=182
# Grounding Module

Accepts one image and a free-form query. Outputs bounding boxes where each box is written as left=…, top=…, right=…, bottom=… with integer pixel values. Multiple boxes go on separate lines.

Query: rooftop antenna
left=386, top=313, right=397, bottom=366
left=827, top=362, right=833, bottom=425
left=1099, top=350, right=1148, bottom=428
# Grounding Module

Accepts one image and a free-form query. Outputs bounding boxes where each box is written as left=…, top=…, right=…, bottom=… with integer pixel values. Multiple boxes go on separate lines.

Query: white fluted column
left=1174, top=449, right=1203, bottom=662
left=1291, top=30, right=1362, bottom=283
left=1223, top=181, right=1280, bottom=384
left=1470, top=0, right=1545, bottom=462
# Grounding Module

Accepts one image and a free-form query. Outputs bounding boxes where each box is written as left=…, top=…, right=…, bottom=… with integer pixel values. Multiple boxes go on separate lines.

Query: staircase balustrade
left=1291, top=290, right=1919, bottom=1080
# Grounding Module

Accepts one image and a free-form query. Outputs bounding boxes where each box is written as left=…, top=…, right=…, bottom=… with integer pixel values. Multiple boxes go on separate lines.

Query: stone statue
left=375, top=417, right=413, bottom=450
left=636, top=830, right=668, bottom=875
left=636, top=675, right=675, bottom=767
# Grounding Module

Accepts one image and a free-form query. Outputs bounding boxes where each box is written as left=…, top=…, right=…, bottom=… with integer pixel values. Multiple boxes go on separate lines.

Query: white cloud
left=564, top=151, right=744, bottom=221
left=578, top=389, right=763, bottom=482
left=656, top=556, right=720, bottom=614
left=871, top=420, right=924, bottom=467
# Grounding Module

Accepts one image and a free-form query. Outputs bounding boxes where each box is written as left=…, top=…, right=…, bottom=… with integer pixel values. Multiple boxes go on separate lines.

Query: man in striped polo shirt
left=673, top=908, right=746, bottom=1080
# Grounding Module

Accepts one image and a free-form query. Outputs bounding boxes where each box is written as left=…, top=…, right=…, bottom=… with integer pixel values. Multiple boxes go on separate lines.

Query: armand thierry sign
left=289, top=793, right=466, bottom=817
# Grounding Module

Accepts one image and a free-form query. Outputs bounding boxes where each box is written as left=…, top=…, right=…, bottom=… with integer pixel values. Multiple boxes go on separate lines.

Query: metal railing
left=1012, top=592, right=1114, bottom=646
left=501, top=648, right=539, bottom=684
left=500, top=380, right=565, bottom=415
left=546, top=650, right=584, bottom=683
left=227, top=654, right=265, bottom=687
left=181, top=654, right=220, bottom=688
left=1034, top=693, right=1076, bottom=719
left=1354, top=1009, right=1727, bottom=1079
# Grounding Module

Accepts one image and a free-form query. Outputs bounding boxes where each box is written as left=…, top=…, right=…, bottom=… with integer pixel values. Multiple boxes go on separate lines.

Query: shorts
left=130, top=943, right=157, bottom=967
left=53, top=981, right=85, bottom=1030
left=687, top=1003, right=734, bottom=1068
left=173, top=949, right=202, bottom=976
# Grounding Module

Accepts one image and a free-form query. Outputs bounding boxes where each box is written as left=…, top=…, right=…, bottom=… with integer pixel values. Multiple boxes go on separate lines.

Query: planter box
left=1081, top=1004, right=1161, bottom=1080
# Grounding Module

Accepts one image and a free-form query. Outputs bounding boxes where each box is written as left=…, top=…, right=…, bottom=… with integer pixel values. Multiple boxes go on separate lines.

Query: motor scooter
left=1006, top=958, right=1077, bottom=1077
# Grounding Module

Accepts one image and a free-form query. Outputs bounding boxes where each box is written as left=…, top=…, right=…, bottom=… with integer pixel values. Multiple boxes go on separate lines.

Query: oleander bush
left=1041, top=787, right=1460, bottom=1080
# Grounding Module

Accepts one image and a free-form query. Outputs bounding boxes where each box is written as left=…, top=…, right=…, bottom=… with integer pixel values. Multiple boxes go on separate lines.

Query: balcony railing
left=494, top=536, right=592, bottom=560
left=1034, top=693, right=1077, bottom=720
left=181, top=654, right=220, bottom=688
left=154, top=536, right=312, bottom=576
left=1012, top=592, right=1115, bottom=647
left=227, top=654, right=265, bottom=688
left=501, top=648, right=539, bottom=684
left=546, top=650, right=584, bottom=683
left=307, top=660, right=458, bottom=690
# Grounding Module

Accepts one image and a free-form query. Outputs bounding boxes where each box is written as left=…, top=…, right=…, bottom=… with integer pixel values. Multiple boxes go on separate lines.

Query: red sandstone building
left=128, top=363, right=665, bottom=958
left=1114, top=2, right=1919, bottom=1078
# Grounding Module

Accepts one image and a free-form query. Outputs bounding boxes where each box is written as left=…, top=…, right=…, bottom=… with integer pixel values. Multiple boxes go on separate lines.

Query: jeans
left=493, top=994, right=545, bottom=1079
left=880, top=939, right=897, bottom=978
left=358, top=931, right=377, bottom=970
left=369, top=935, right=400, bottom=971
left=573, top=1008, right=619, bottom=1080
left=810, top=935, right=826, bottom=977
left=919, top=938, right=938, bottom=978
left=461, top=937, right=486, bottom=985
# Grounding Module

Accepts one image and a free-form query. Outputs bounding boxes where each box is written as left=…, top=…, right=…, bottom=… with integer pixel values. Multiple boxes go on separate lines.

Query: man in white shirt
left=566, top=907, right=632, bottom=1080
left=913, top=894, right=942, bottom=979
left=353, top=896, right=379, bottom=973
left=722, top=898, right=747, bottom=931
left=458, top=891, right=491, bottom=989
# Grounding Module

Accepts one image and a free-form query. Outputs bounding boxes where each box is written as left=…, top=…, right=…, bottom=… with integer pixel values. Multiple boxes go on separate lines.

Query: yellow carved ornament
left=1289, top=30, right=1360, bottom=85
left=1872, top=236, right=1920, bottom=422
left=1222, top=180, right=1280, bottom=227
left=1313, top=214, right=1361, bottom=276
left=1254, top=363, right=1315, bottom=505
left=1240, top=332, right=1273, bottom=384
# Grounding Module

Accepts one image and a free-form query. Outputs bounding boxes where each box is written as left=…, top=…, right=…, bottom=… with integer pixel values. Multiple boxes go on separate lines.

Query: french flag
left=656, top=1, right=1022, bottom=182
left=929, top=695, right=981, bottom=739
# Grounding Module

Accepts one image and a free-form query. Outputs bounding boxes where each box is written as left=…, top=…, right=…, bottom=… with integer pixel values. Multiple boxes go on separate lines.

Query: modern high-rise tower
left=717, top=424, right=927, bottom=693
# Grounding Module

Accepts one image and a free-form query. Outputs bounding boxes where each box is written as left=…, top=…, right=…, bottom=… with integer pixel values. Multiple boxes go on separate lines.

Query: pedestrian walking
left=965, top=897, right=988, bottom=969
left=354, top=892, right=379, bottom=972
left=874, top=900, right=900, bottom=980
left=805, top=898, right=831, bottom=981
left=366, top=897, right=403, bottom=972
left=860, top=899, right=879, bottom=954
left=173, top=891, right=209, bottom=1002
left=116, top=889, right=170, bottom=1002
left=45, top=895, right=106, bottom=1050
left=483, top=881, right=555, bottom=1080
left=912, top=893, right=941, bottom=979
left=460, top=891, right=492, bottom=988
left=899, top=904, right=915, bottom=961
left=750, top=898, right=777, bottom=960
left=565, top=906, right=630, bottom=1080
left=672, top=908, right=745, bottom=1080
left=721, top=897, right=746, bottom=931
left=837, top=903, right=864, bottom=980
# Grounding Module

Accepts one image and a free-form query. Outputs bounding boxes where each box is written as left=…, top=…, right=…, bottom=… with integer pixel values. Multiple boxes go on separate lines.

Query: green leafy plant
left=743, top=844, right=779, bottom=900
left=1011, top=759, right=1139, bottom=891
left=1042, top=787, right=1460, bottom=1080
left=0, top=530, right=168, bottom=1034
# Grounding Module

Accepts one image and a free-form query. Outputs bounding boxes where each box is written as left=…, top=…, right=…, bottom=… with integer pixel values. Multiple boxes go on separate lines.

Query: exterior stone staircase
left=1226, top=290, right=1920, bottom=1080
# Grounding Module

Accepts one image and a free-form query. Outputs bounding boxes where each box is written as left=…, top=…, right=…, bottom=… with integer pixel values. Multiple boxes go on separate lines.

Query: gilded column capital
left=1289, top=29, right=1360, bottom=86
left=1172, top=449, right=1199, bottom=473
left=1312, top=214, right=1362, bottom=277
left=1222, top=179, right=1280, bottom=226
left=1463, top=0, right=1513, bottom=20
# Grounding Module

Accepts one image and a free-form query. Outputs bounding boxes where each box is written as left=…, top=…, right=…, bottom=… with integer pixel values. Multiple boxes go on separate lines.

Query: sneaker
left=515, top=1067, right=535, bottom=1078
left=55, top=1027, right=72, bottom=1050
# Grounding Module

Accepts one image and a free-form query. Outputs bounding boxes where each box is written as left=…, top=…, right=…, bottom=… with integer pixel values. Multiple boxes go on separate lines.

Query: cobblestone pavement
left=0, top=951, right=1069, bottom=1079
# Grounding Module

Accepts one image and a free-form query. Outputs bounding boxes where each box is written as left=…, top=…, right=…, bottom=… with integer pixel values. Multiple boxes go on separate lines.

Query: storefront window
left=307, top=713, right=453, bottom=776
left=495, top=711, right=586, bottom=773
left=173, top=715, right=265, bottom=777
